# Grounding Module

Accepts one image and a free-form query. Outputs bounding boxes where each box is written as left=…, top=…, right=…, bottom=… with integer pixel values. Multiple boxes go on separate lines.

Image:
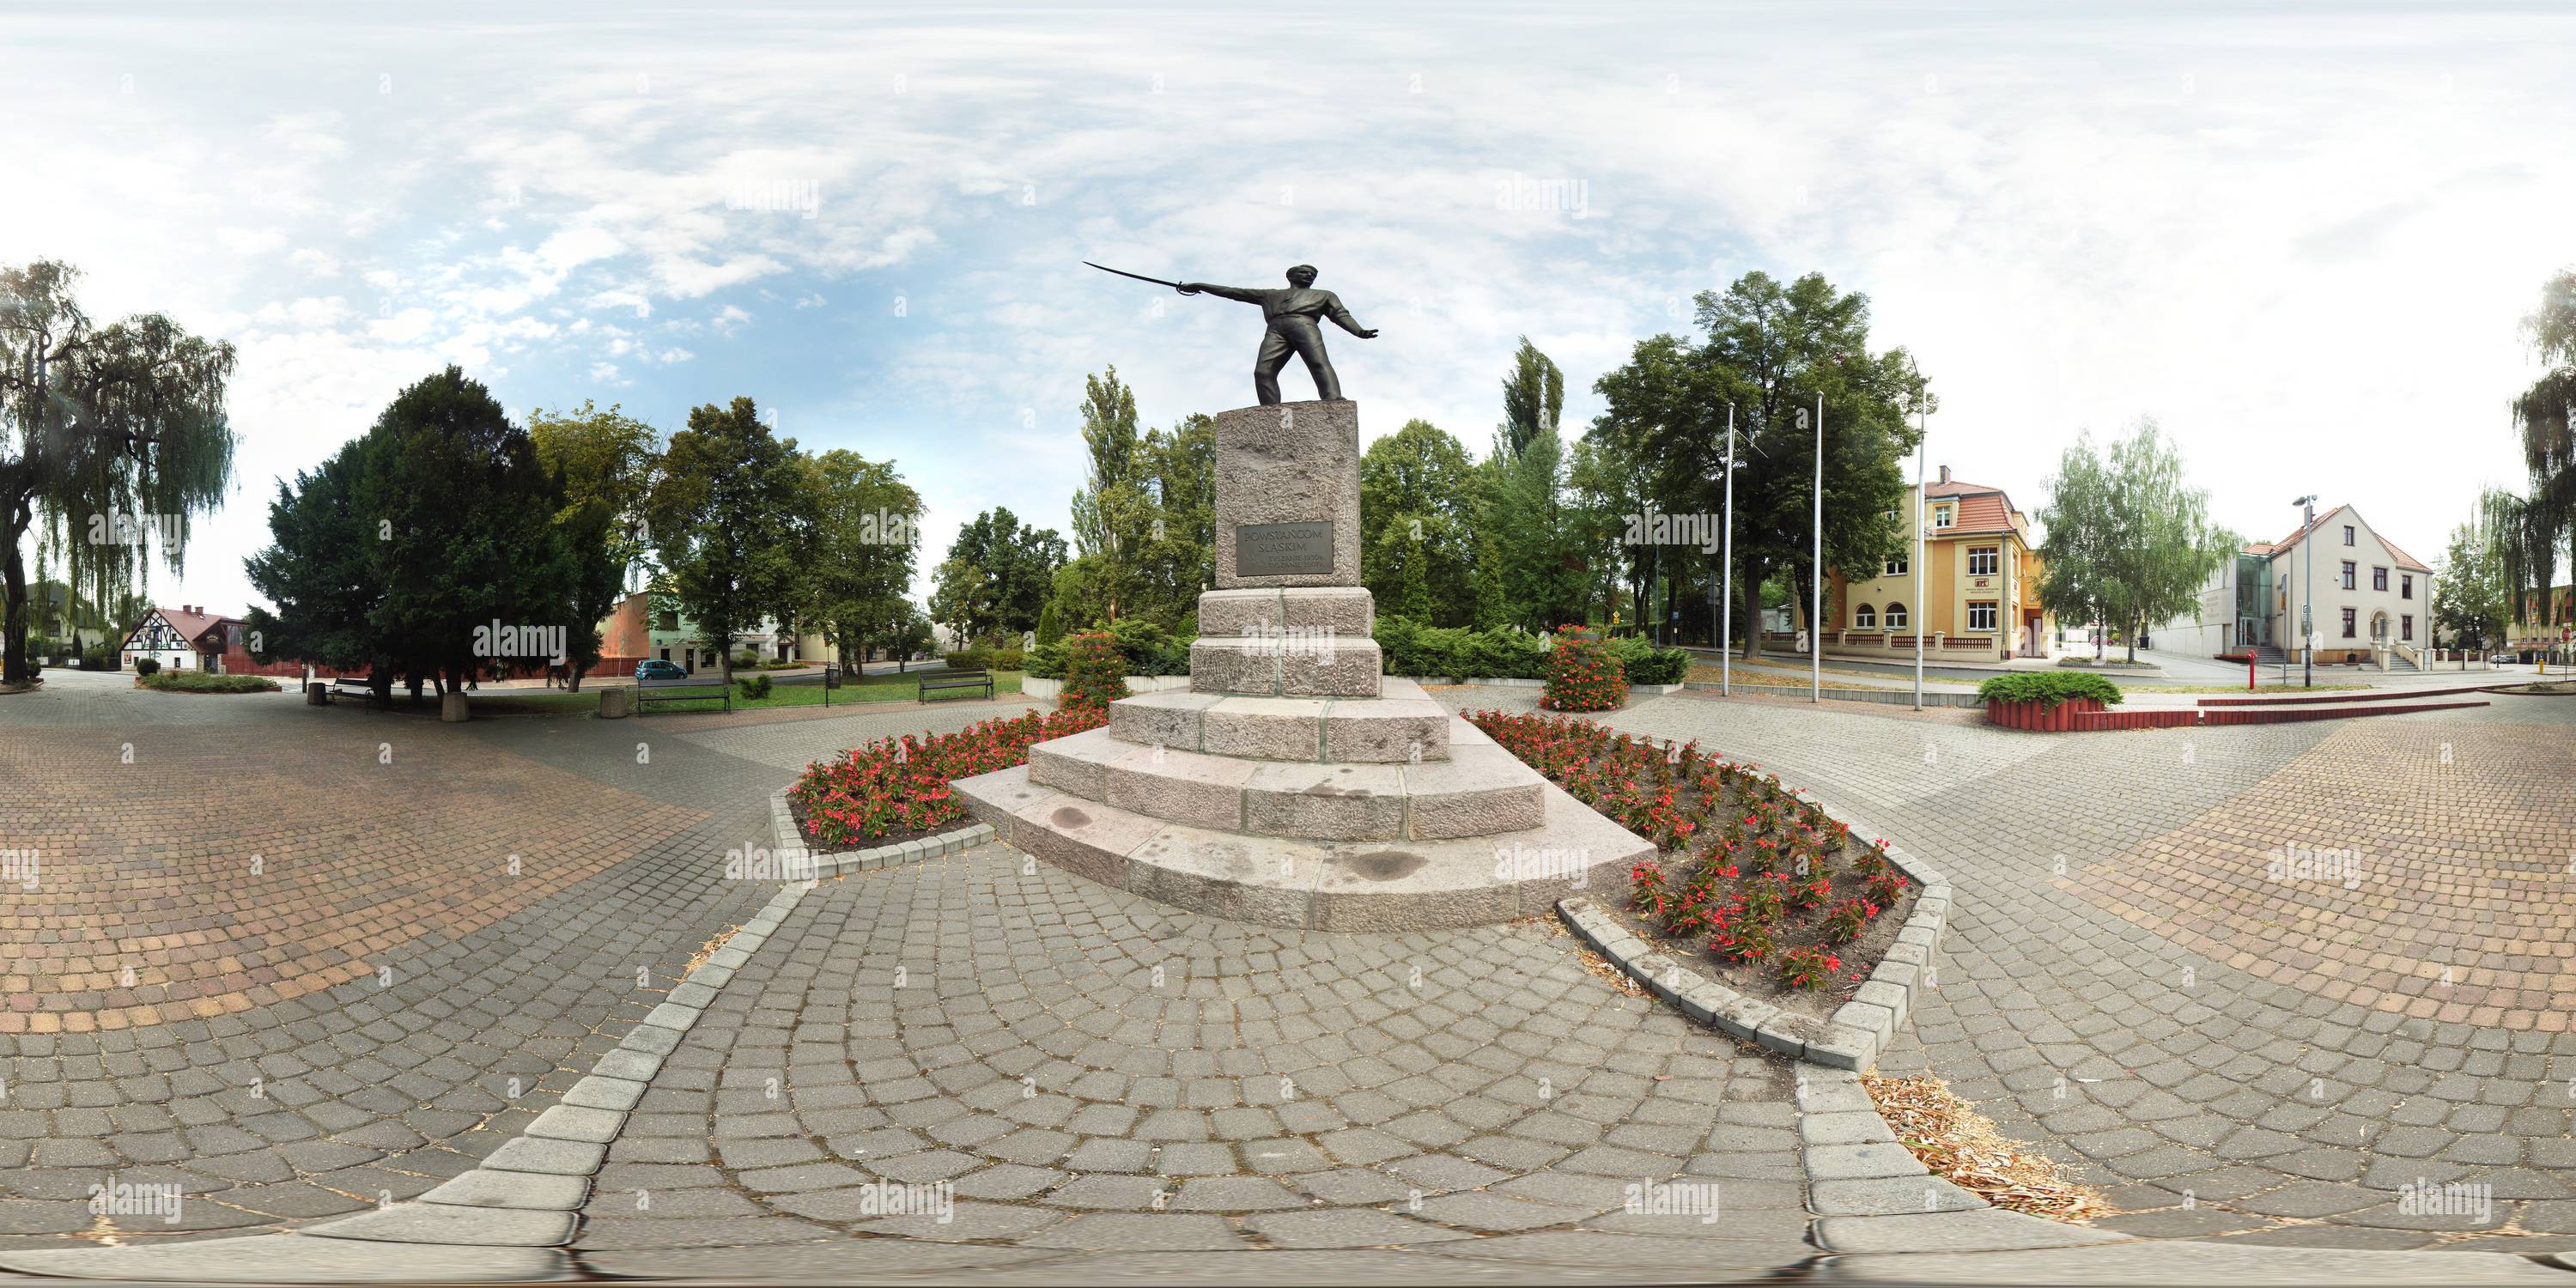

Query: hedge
left=140, top=671, right=280, bottom=694
left=1975, top=671, right=2123, bottom=708
left=1374, top=617, right=1688, bottom=685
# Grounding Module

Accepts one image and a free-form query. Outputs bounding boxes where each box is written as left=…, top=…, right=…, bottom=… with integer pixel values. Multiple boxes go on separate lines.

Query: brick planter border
left=1558, top=805, right=1950, bottom=1072
left=767, top=787, right=994, bottom=875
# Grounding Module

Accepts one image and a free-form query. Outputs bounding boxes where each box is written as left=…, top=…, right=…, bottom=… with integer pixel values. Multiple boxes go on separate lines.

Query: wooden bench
left=919, top=665, right=993, bottom=702
left=323, top=677, right=393, bottom=709
left=635, top=680, right=733, bottom=714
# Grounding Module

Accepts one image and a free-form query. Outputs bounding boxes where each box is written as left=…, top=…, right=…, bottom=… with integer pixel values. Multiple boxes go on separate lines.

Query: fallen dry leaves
left=1863, top=1072, right=2111, bottom=1222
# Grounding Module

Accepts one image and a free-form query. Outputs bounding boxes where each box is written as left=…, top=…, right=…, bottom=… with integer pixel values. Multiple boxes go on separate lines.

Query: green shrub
left=1610, top=635, right=1691, bottom=685
left=735, top=651, right=761, bottom=671
left=1035, top=601, right=1064, bottom=646
left=140, top=671, right=278, bottom=694
left=1059, top=630, right=1130, bottom=716
left=1107, top=619, right=1190, bottom=676
left=134, top=657, right=162, bottom=677
left=1371, top=616, right=1549, bottom=680
left=82, top=645, right=110, bottom=671
left=1976, top=671, right=2123, bottom=708
left=737, top=672, right=774, bottom=700
left=1024, top=641, right=1067, bottom=679
left=987, top=647, right=1024, bottom=671
left=944, top=649, right=986, bottom=671
left=1543, top=625, right=1628, bottom=712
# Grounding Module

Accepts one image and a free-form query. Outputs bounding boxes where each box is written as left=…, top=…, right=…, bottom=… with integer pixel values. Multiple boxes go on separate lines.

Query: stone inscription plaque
left=1236, top=521, right=1334, bottom=578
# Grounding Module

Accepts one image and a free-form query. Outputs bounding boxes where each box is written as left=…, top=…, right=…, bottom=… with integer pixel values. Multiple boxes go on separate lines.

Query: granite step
left=1188, top=635, right=1382, bottom=699
left=1108, top=677, right=1450, bottom=762
left=1027, top=724, right=1543, bottom=841
left=952, top=757, right=1650, bottom=932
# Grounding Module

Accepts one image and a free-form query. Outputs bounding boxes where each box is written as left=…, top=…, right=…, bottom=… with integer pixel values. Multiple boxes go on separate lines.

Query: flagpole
left=1914, top=405, right=1927, bottom=711
left=1812, top=392, right=1823, bottom=704
left=1722, top=404, right=1735, bottom=697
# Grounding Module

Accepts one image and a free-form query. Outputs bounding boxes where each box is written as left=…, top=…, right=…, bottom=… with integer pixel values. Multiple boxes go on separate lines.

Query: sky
left=6, top=0, right=2572, bottom=621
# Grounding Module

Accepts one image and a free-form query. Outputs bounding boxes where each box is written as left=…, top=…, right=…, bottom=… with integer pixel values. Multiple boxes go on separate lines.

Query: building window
left=2401, top=574, right=2413, bottom=599
left=1855, top=604, right=1877, bottom=629
left=1884, top=556, right=1908, bottom=577
left=1967, top=601, right=1997, bottom=631
left=2372, top=567, right=2388, bottom=592
left=2343, top=525, right=2354, bottom=545
left=1883, top=507, right=1899, bottom=522
left=1967, top=547, right=1999, bottom=576
left=2403, top=614, right=2414, bottom=641
left=1883, top=602, right=1908, bottom=629
left=2341, top=561, right=2355, bottom=591
left=2342, top=607, right=2356, bottom=637
left=1934, top=506, right=1953, bottom=529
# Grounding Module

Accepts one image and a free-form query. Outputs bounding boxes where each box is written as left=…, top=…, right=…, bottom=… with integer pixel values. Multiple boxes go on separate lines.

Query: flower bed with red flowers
left=1468, top=708, right=1915, bottom=1030
left=1540, top=624, right=1628, bottom=713
left=788, top=706, right=1108, bottom=850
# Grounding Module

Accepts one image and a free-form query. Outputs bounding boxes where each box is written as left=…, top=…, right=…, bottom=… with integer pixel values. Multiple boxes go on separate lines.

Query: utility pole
left=1914, top=405, right=1928, bottom=711
left=2293, top=494, right=2317, bottom=689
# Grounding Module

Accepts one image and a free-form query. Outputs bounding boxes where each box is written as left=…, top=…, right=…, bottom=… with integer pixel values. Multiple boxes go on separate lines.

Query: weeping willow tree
left=0, top=260, right=237, bottom=686
left=2488, top=270, right=2576, bottom=644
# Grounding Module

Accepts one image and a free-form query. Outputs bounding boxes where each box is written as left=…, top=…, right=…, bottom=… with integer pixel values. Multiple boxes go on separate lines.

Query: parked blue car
left=635, top=659, right=689, bottom=683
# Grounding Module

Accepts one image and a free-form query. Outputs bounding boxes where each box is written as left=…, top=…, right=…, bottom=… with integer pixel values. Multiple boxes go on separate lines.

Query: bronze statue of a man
left=1176, top=264, right=1377, bottom=405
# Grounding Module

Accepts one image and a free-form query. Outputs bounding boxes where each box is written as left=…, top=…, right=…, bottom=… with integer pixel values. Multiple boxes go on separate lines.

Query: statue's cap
left=1286, top=264, right=1317, bottom=278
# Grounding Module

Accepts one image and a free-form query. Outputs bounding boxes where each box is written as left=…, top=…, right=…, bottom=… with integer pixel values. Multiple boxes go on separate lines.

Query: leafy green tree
left=2433, top=505, right=2510, bottom=650
left=1054, top=368, right=1212, bottom=632
left=2036, top=422, right=2231, bottom=664
left=643, top=396, right=806, bottom=689
left=245, top=437, right=384, bottom=680
left=1, top=260, right=238, bottom=687
left=531, top=401, right=661, bottom=690
left=933, top=507, right=1066, bottom=644
left=1498, top=337, right=1564, bottom=459
left=798, top=447, right=922, bottom=670
left=2494, top=270, right=2576, bottom=629
left=1474, top=425, right=1590, bottom=633
left=1591, top=271, right=1924, bottom=659
left=1358, top=419, right=1478, bottom=627
left=1068, top=367, right=1145, bottom=623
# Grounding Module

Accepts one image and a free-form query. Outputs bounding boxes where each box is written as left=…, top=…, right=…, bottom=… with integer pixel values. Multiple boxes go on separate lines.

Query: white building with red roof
left=2154, top=504, right=2433, bottom=667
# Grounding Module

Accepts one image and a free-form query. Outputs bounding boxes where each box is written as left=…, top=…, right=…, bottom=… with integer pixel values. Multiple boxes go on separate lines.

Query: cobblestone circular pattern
left=576, top=847, right=1815, bottom=1261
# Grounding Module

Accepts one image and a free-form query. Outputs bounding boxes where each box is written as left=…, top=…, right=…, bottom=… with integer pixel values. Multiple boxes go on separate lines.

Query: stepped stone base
left=954, top=759, right=1645, bottom=931
left=1110, top=677, right=1449, bottom=762
left=1190, top=635, right=1382, bottom=698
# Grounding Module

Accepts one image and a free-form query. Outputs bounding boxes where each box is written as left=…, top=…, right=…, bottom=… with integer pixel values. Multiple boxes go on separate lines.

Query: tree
left=1067, top=368, right=1144, bottom=623
left=643, top=396, right=805, bottom=689
left=1474, top=423, right=1591, bottom=632
left=246, top=437, right=384, bottom=679
left=531, top=401, right=661, bottom=690
left=933, top=507, right=1066, bottom=644
left=2433, top=503, right=2510, bottom=651
left=798, top=447, right=922, bottom=670
left=1592, top=271, right=1924, bottom=659
left=1499, top=337, right=1564, bottom=459
left=1, top=260, right=237, bottom=687
left=2036, top=422, right=2232, bottom=664
left=2494, top=270, right=2576, bottom=633
left=1358, top=419, right=1479, bottom=626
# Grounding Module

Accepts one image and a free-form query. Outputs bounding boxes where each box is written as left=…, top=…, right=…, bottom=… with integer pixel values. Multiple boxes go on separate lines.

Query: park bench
left=635, top=679, right=733, bottom=714
left=919, top=665, right=993, bottom=702
left=324, top=676, right=393, bottom=709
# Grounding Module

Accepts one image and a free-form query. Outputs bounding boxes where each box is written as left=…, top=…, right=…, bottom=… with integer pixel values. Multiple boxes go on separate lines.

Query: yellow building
left=1828, top=465, right=2054, bottom=662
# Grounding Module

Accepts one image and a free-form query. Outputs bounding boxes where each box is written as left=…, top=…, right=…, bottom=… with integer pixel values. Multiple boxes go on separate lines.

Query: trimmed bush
left=1976, top=671, right=2123, bottom=708
left=134, top=657, right=162, bottom=677
left=737, top=672, right=774, bottom=700
left=1610, top=635, right=1691, bottom=685
left=140, top=671, right=279, bottom=694
left=1372, top=616, right=1547, bottom=680
left=1543, top=624, right=1629, bottom=712
left=944, top=649, right=985, bottom=671
left=1024, top=642, right=1067, bottom=679
left=987, top=647, right=1024, bottom=671
left=1059, top=629, right=1130, bottom=716
left=1108, top=619, right=1191, bottom=676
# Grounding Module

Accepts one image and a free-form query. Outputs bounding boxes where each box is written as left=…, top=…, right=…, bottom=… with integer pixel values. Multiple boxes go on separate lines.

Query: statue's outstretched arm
left=1179, top=283, right=1265, bottom=304
left=1324, top=293, right=1377, bottom=338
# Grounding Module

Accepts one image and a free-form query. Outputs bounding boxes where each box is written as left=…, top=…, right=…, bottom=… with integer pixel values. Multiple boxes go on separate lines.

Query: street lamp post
left=1720, top=405, right=1740, bottom=696
left=1914, top=408, right=1928, bottom=711
left=1810, top=393, right=1823, bottom=705
left=2293, top=494, right=2317, bottom=690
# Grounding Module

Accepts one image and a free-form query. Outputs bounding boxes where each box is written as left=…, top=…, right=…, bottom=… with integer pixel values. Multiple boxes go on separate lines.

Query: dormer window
left=1934, top=506, right=1954, bottom=529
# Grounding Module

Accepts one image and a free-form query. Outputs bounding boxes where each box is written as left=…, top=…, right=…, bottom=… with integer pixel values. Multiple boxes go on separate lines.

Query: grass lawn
left=464, top=671, right=1024, bottom=715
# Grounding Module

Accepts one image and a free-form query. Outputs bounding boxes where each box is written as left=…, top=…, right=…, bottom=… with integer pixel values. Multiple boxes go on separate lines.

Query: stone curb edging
left=0, top=810, right=997, bottom=1284
left=768, top=787, right=995, bottom=876
left=1682, top=678, right=1989, bottom=708
left=1553, top=780, right=1949, bottom=1072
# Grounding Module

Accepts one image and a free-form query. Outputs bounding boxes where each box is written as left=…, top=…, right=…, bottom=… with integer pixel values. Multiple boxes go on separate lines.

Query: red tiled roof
left=154, top=606, right=224, bottom=641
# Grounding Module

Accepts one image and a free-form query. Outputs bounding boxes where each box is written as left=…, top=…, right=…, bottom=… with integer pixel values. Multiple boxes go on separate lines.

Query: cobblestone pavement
left=569, top=847, right=1813, bottom=1279
left=0, top=684, right=1032, bottom=1251
left=1456, top=685, right=2576, bottom=1255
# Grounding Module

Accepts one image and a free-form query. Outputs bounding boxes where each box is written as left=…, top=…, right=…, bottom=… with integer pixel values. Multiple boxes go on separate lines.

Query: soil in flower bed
left=1467, top=708, right=1917, bottom=1036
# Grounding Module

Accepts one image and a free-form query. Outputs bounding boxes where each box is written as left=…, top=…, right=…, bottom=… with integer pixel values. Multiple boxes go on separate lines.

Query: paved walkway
left=1479, top=684, right=2576, bottom=1255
